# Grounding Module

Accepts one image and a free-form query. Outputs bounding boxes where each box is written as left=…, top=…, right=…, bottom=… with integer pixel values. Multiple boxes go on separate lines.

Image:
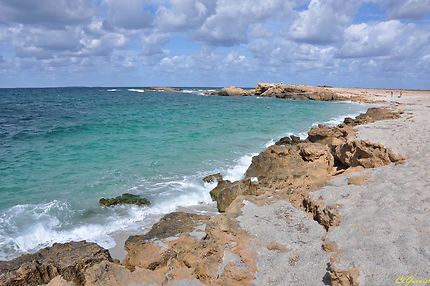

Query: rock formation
left=99, top=193, right=150, bottom=207
left=0, top=242, right=112, bottom=286
left=212, top=86, right=254, bottom=97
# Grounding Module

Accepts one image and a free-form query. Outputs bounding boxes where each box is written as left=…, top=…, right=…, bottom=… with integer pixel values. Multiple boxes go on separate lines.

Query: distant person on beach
left=399, top=90, right=403, bottom=98
left=391, top=91, right=393, bottom=97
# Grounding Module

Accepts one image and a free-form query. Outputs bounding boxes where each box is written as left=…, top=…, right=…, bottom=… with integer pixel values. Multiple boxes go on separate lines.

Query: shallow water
left=0, top=87, right=369, bottom=260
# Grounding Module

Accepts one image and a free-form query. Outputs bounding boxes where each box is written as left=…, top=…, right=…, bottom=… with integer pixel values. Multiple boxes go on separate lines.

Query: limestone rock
left=345, top=107, right=401, bottom=126
left=202, top=173, right=223, bottom=184
left=307, top=125, right=355, bottom=146
left=333, top=140, right=405, bottom=168
left=245, top=143, right=335, bottom=179
left=255, top=83, right=339, bottom=101
left=215, top=87, right=253, bottom=97
left=0, top=241, right=112, bottom=286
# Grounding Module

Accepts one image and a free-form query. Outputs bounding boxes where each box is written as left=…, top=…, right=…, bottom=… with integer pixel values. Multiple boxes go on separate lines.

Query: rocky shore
left=208, top=83, right=385, bottom=103
left=1, top=86, right=429, bottom=286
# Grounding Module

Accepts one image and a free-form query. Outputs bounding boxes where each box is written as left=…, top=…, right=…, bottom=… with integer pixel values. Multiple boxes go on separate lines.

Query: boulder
left=215, top=179, right=262, bottom=212
left=0, top=241, right=112, bottom=286
left=245, top=143, right=335, bottom=179
left=216, top=87, right=253, bottom=97
left=99, top=193, right=150, bottom=207
left=333, top=140, right=405, bottom=168
left=345, top=107, right=401, bottom=126
left=124, top=212, right=210, bottom=270
left=307, top=125, right=355, bottom=146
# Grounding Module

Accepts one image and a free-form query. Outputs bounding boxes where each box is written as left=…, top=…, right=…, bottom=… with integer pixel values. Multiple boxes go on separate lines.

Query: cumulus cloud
left=0, top=0, right=429, bottom=88
left=0, top=0, right=94, bottom=28
left=290, top=0, right=360, bottom=45
left=104, top=0, right=153, bottom=30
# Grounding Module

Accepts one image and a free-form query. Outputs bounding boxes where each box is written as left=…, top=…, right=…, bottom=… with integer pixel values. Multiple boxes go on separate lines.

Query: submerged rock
left=99, top=193, right=150, bottom=207
left=0, top=241, right=112, bottom=286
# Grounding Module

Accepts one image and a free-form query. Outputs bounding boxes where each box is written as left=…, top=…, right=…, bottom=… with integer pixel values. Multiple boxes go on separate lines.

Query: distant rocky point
left=209, top=83, right=341, bottom=101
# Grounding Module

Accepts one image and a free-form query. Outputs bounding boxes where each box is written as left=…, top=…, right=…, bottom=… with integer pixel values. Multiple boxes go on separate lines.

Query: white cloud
left=290, top=0, right=360, bottom=45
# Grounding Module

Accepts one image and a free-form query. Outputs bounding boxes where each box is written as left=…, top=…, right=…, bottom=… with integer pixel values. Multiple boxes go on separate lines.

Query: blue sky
left=0, top=0, right=429, bottom=88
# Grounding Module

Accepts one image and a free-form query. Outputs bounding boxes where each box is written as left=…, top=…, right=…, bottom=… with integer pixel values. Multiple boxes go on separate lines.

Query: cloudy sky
left=0, top=0, right=429, bottom=88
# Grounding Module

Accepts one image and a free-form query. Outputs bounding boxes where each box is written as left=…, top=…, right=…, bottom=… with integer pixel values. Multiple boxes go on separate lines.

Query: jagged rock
left=210, top=179, right=233, bottom=201
left=99, top=193, right=150, bottom=207
left=215, top=179, right=262, bottom=212
left=202, top=173, right=223, bottom=184
left=275, top=135, right=303, bottom=146
left=245, top=143, right=335, bottom=179
left=345, top=107, right=401, bottom=126
left=125, top=212, right=210, bottom=271
left=333, top=140, right=405, bottom=168
left=0, top=241, right=112, bottom=286
left=255, top=83, right=339, bottom=101
left=307, top=125, right=355, bottom=146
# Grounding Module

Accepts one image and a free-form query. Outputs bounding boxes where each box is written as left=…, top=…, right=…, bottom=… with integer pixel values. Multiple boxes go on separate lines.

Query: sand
left=236, top=90, right=430, bottom=285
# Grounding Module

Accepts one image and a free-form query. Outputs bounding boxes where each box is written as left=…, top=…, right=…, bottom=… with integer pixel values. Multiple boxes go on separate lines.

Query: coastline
left=1, top=86, right=429, bottom=285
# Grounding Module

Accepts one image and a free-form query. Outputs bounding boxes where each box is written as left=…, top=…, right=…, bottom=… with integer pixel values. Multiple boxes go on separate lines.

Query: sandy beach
left=1, top=86, right=429, bottom=286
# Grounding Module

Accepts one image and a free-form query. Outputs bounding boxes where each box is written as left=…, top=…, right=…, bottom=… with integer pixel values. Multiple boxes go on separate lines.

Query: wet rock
left=333, top=140, right=405, bottom=168
left=0, top=241, right=112, bottom=286
left=209, top=179, right=233, bottom=202
left=202, top=173, right=223, bottom=184
left=99, top=193, right=150, bottom=207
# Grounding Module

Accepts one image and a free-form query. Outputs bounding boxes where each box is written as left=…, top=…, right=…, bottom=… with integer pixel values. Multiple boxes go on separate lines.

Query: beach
left=1, top=85, right=429, bottom=286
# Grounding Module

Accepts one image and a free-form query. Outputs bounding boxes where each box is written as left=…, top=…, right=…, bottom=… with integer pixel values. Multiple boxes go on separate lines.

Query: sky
left=0, top=0, right=429, bottom=88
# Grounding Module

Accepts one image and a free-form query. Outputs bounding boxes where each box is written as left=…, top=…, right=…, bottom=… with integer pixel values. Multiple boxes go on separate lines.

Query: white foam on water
left=222, top=153, right=258, bottom=181
left=0, top=175, right=217, bottom=260
left=107, top=89, right=118, bottom=92
left=127, top=89, right=145, bottom=93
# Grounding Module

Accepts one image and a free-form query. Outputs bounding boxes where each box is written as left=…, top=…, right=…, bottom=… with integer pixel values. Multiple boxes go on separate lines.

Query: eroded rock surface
left=0, top=241, right=112, bottom=286
left=99, top=193, right=150, bottom=207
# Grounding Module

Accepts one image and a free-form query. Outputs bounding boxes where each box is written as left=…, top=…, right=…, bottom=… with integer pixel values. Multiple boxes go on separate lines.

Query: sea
left=0, top=87, right=371, bottom=260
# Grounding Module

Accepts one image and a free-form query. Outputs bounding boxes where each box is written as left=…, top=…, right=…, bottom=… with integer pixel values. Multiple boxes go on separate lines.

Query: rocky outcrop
left=333, top=140, right=405, bottom=168
left=274, top=134, right=303, bottom=145
left=202, top=173, right=223, bottom=184
left=99, top=193, right=150, bottom=207
left=255, top=83, right=339, bottom=101
left=211, top=179, right=262, bottom=212
left=123, top=213, right=256, bottom=285
left=0, top=241, right=112, bottom=286
left=307, top=124, right=355, bottom=146
left=246, top=143, right=335, bottom=179
left=213, top=86, right=254, bottom=97
left=344, top=107, right=401, bottom=126
left=144, top=87, right=180, bottom=92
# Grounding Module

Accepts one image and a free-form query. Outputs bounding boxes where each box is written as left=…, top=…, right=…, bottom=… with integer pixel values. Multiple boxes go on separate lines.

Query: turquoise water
left=0, top=87, right=369, bottom=259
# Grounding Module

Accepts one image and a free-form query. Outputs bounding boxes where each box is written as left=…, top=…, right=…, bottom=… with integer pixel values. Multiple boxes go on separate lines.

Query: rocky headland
left=1, top=86, right=429, bottom=286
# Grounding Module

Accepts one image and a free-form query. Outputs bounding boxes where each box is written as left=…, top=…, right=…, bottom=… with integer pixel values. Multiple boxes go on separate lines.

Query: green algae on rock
left=99, top=193, right=150, bottom=207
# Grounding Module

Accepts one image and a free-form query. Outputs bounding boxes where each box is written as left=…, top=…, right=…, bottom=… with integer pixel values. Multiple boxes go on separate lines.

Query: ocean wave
left=0, top=175, right=216, bottom=260
left=127, top=89, right=145, bottom=93
left=107, top=89, right=118, bottom=92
